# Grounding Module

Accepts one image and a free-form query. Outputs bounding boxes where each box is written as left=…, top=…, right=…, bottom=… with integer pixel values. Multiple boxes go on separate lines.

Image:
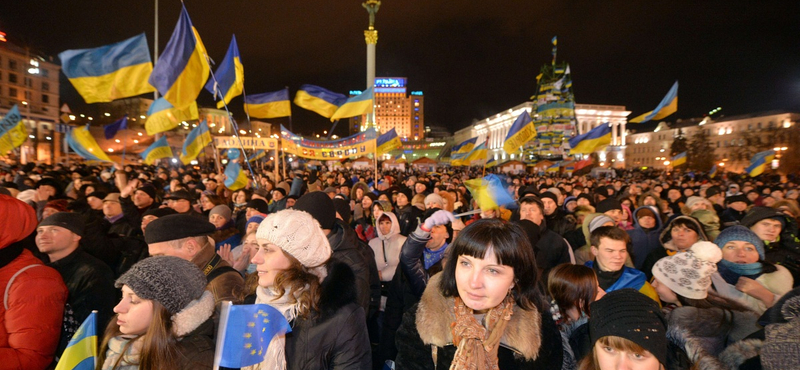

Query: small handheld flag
left=213, top=302, right=292, bottom=369
left=244, top=89, right=291, bottom=119
left=55, top=311, right=97, bottom=370
left=141, top=136, right=173, bottom=165
left=671, top=152, right=687, bottom=167
left=67, top=125, right=113, bottom=162
left=503, top=110, right=535, bottom=154
left=464, top=174, right=516, bottom=211
left=224, top=161, right=249, bottom=191
left=180, top=120, right=211, bottom=164
left=376, top=128, right=402, bottom=155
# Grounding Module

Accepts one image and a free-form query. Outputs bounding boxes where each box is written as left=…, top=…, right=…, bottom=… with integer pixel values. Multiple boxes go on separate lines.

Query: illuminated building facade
left=0, top=35, right=61, bottom=163
left=350, top=77, right=425, bottom=140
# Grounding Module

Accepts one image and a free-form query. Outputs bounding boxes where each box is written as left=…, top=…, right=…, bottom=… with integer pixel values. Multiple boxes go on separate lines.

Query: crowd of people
left=1, top=160, right=799, bottom=370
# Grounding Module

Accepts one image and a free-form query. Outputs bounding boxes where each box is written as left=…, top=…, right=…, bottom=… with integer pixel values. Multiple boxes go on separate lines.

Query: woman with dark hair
left=353, top=193, right=378, bottom=242
left=98, top=256, right=216, bottom=370
left=199, top=193, right=225, bottom=217
left=394, top=218, right=563, bottom=370
left=641, top=216, right=709, bottom=281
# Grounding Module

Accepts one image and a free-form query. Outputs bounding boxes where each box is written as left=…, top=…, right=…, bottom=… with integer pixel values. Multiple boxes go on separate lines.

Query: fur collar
left=666, top=324, right=727, bottom=370
left=172, top=291, right=215, bottom=337
left=415, top=273, right=542, bottom=361
left=317, top=261, right=358, bottom=320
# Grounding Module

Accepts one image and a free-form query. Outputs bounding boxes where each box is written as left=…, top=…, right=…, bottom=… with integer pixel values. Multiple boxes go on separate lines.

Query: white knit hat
left=256, top=209, right=332, bottom=280
left=652, top=241, right=722, bottom=299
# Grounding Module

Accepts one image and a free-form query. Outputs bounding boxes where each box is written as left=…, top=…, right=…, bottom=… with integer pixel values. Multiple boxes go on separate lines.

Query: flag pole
left=212, top=301, right=232, bottom=370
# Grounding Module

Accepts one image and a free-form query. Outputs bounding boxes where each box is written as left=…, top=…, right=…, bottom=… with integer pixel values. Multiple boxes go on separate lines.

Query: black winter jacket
left=328, top=219, right=381, bottom=317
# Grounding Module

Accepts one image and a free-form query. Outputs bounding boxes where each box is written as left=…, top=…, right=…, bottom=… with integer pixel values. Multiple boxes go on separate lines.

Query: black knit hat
left=741, top=206, right=786, bottom=228
left=539, top=191, right=558, bottom=204
left=726, top=194, right=750, bottom=206
left=116, top=256, right=206, bottom=314
left=294, top=191, right=336, bottom=229
left=246, top=199, right=270, bottom=214
left=333, top=198, right=351, bottom=222
left=39, top=212, right=86, bottom=237
left=144, top=214, right=216, bottom=244
left=164, top=189, right=194, bottom=201
left=142, top=207, right=178, bottom=218
left=590, top=289, right=668, bottom=366
left=577, top=193, right=593, bottom=205
left=596, top=198, right=622, bottom=214
left=135, top=184, right=158, bottom=201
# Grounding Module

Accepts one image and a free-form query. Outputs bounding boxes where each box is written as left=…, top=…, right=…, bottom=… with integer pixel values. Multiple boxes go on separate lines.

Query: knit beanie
left=246, top=199, right=270, bottom=214
left=293, top=191, right=336, bottom=230
left=714, top=225, right=765, bottom=259
left=636, top=207, right=657, bottom=221
left=596, top=198, right=622, bottom=214
left=256, top=209, right=332, bottom=280
left=375, top=200, right=393, bottom=213
left=135, top=184, right=157, bottom=201
left=685, top=196, right=709, bottom=209
left=116, top=256, right=207, bottom=314
left=741, top=207, right=786, bottom=229
left=333, top=198, right=351, bottom=221
left=590, top=289, right=668, bottom=366
left=247, top=214, right=266, bottom=226
left=209, top=204, right=232, bottom=221
left=652, top=241, right=722, bottom=299
left=589, top=215, right=615, bottom=233
left=39, top=212, right=86, bottom=237
left=577, top=193, right=593, bottom=205
left=539, top=191, right=558, bottom=205
left=424, top=193, right=444, bottom=209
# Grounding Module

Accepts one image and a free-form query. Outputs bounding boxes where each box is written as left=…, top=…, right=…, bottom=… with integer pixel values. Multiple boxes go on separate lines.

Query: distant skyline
left=2, top=0, right=799, bottom=137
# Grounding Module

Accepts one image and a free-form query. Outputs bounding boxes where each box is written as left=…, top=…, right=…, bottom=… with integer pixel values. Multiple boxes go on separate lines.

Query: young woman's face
left=114, top=285, right=154, bottom=335
left=594, top=341, right=661, bottom=370
left=209, top=213, right=227, bottom=228
left=721, top=240, right=760, bottom=264
left=455, top=249, right=515, bottom=313
left=251, top=241, right=292, bottom=287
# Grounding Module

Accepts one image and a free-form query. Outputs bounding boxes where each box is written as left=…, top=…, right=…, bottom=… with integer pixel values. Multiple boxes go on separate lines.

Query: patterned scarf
left=449, top=295, right=514, bottom=370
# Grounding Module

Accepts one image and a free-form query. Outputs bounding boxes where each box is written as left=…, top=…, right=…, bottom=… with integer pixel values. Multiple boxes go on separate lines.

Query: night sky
left=2, top=0, right=799, bottom=137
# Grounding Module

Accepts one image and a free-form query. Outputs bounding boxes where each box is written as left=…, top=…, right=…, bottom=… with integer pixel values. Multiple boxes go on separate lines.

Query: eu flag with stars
left=215, top=303, right=292, bottom=368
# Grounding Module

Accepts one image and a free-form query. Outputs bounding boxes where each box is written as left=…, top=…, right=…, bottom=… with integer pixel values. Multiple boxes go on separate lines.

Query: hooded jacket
left=628, top=206, right=665, bottom=270
left=394, top=273, right=563, bottom=370
left=368, top=212, right=407, bottom=283
left=641, top=215, right=709, bottom=281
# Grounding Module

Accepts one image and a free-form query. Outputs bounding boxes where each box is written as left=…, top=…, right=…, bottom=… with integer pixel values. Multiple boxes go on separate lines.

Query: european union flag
left=214, top=303, right=292, bottom=368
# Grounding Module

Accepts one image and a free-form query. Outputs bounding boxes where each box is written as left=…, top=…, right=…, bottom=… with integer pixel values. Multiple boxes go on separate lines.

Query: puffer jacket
left=368, top=212, right=407, bottom=282
left=627, top=206, right=664, bottom=270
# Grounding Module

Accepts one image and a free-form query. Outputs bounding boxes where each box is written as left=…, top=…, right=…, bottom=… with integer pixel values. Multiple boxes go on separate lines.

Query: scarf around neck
left=250, top=286, right=305, bottom=370
left=424, top=242, right=448, bottom=270
left=718, top=259, right=763, bottom=285
left=450, top=295, right=515, bottom=370
left=101, top=335, right=141, bottom=370
left=590, top=260, right=623, bottom=291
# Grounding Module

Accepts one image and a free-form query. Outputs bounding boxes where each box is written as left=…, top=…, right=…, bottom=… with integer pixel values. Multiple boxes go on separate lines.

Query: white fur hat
left=256, top=209, right=332, bottom=280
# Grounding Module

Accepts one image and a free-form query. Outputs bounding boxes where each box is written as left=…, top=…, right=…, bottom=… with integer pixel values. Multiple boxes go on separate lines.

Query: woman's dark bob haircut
left=438, top=218, right=543, bottom=311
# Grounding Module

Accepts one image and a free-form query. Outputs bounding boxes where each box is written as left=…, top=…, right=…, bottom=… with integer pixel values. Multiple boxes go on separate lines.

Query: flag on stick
left=55, top=311, right=97, bottom=370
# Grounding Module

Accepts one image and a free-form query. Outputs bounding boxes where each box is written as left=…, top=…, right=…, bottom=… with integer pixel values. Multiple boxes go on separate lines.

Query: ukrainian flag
left=67, top=125, right=113, bottom=162
left=148, top=5, right=210, bottom=109
left=293, top=84, right=347, bottom=118
left=224, top=161, right=249, bottom=191
left=464, top=174, right=514, bottom=211
left=568, top=124, right=611, bottom=154
left=244, top=89, right=291, bottom=118
left=0, top=105, right=28, bottom=154
left=145, top=98, right=199, bottom=135
left=377, top=128, right=402, bottom=155
left=452, top=137, right=478, bottom=155
left=630, top=81, right=678, bottom=123
left=503, top=110, right=536, bottom=154
left=395, top=154, right=407, bottom=163
left=486, top=157, right=498, bottom=168
left=55, top=311, right=97, bottom=370
left=59, top=34, right=155, bottom=104
left=462, top=142, right=488, bottom=163
left=671, top=152, right=687, bottom=167
left=180, top=120, right=211, bottom=164
left=248, top=150, right=266, bottom=162
left=141, top=136, right=173, bottom=165
left=709, top=164, right=718, bottom=178
left=546, top=163, right=560, bottom=173
left=746, top=150, right=775, bottom=177
left=330, top=87, right=374, bottom=121
left=205, top=35, right=244, bottom=109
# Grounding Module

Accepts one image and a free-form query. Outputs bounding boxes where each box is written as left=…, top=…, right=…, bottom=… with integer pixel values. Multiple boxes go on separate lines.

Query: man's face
left=638, top=216, right=656, bottom=229
left=751, top=218, right=782, bottom=242
left=36, top=225, right=79, bottom=256
left=206, top=180, right=217, bottom=191
left=591, top=237, right=628, bottom=273
left=415, top=183, right=427, bottom=195
left=272, top=190, right=284, bottom=201
left=519, top=202, right=543, bottom=226
left=168, top=199, right=191, bottom=213
left=286, top=198, right=296, bottom=208
left=426, top=224, right=448, bottom=250
left=148, top=239, right=195, bottom=261
left=141, top=215, right=159, bottom=234
left=133, top=189, right=154, bottom=208
left=577, top=197, right=591, bottom=207
left=541, top=198, right=557, bottom=216
left=605, top=209, right=623, bottom=223
left=86, top=196, right=104, bottom=210
left=668, top=189, right=681, bottom=202
left=103, top=200, right=123, bottom=218
left=729, top=201, right=748, bottom=212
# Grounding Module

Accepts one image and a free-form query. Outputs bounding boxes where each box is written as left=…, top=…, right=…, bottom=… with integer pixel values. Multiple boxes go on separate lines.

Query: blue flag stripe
left=59, top=33, right=151, bottom=78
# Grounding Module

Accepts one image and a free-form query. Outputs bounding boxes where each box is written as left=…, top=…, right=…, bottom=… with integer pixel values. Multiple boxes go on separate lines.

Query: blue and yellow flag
left=67, top=125, right=113, bottom=162
left=244, top=89, right=291, bottom=118
left=709, top=164, right=718, bottom=178
left=376, top=128, right=402, bottom=155
left=141, top=136, right=173, bottom=165
left=452, top=137, right=478, bottom=155
left=462, top=142, right=488, bottom=164
left=503, top=110, right=536, bottom=154
left=394, top=154, right=407, bottom=163
left=55, top=311, right=97, bottom=370
left=546, top=163, right=560, bottom=173
left=671, top=152, right=687, bottom=167
left=330, top=87, right=374, bottom=121
left=464, top=174, right=515, bottom=211
left=248, top=150, right=266, bottom=162
left=224, top=161, right=249, bottom=191
left=293, top=85, right=347, bottom=118
left=145, top=98, right=199, bottom=135
left=215, top=303, right=292, bottom=368
left=59, top=33, right=155, bottom=104
left=568, top=124, right=611, bottom=154
left=746, top=150, right=775, bottom=177
left=630, top=81, right=678, bottom=123
left=103, top=116, right=128, bottom=140
left=148, top=5, right=210, bottom=109
left=486, top=157, right=498, bottom=168
left=180, top=120, right=211, bottom=164
left=0, top=105, right=28, bottom=154
left=205, top=35, right=244, bottom=109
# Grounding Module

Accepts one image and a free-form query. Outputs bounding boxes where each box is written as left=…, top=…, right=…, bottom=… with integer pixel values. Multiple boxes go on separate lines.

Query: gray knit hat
left=209, top=204, right=232, bottom=221
left=116, top=256, right=207, bottom=314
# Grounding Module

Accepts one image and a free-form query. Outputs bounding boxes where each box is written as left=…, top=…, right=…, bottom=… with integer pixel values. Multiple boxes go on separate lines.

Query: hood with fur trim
left=172, top=291, right=215, bottom=337
left=414, top=272, right=543, bottom=361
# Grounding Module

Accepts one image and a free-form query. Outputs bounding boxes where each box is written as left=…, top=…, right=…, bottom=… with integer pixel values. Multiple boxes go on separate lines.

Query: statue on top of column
left=363, top=0, right=381, bottom=29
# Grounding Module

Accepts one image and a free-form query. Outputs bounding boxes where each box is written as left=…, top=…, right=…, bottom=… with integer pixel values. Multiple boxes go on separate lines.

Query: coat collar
left=415, top=272, right=542, bottom=361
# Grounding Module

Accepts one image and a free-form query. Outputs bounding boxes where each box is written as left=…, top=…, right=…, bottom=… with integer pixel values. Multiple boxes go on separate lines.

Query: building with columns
left=453, top=102, right=630, bottom=166
left=625, top=111, right=799, bottom=172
